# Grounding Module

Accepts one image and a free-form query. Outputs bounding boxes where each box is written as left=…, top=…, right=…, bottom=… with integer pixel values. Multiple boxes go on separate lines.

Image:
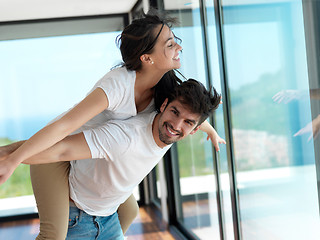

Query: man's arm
left=0, top=133, right=92, bottom=185
left=24, top=133, right=92, bottom=164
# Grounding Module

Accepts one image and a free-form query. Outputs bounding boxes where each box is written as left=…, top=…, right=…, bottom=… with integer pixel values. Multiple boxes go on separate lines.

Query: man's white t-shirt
left=49, top=66, right=156, bottom=215
left=69, top=112, right=171, bottom=216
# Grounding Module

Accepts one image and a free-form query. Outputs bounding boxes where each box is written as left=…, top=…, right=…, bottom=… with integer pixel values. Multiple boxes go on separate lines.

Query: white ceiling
left=0, top=0, right=138, bottom=22
left=0, top=0, right=290, bottom=22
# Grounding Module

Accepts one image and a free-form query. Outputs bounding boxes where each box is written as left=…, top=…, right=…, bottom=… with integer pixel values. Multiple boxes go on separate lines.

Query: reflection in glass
left=221, top=1, right=320, bottom=239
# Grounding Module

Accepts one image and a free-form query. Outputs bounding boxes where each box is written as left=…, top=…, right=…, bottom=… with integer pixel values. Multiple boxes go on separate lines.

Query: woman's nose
left=176, top=43, right=183, bottom=52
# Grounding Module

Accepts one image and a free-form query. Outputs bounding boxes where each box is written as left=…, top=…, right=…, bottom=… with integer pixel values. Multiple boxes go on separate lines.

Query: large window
left=221, top=1, right=320, bottom=239
left=0, top=16, right=125, bottom=217
left=159, top=0, right=320, bottom=239
left=162, top=2, right=223, bottom=239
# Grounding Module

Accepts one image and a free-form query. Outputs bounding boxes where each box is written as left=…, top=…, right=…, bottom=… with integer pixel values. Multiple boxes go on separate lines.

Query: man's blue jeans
left=66, top=205, right=124, bottom=239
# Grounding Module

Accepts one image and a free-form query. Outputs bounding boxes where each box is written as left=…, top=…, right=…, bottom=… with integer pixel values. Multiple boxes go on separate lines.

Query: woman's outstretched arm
left=2, top=88, right=108, bottom=169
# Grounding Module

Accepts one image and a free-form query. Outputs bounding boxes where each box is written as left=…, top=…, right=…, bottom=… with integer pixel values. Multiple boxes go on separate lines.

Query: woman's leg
left=117, top=194, right=139, bottom=234
left=30, top=162, right=70, bottom=240
left=32, top=162, right=137, bottom=238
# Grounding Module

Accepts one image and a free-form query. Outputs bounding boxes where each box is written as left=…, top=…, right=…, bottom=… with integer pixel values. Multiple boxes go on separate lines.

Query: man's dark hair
left=116, top=8, right=180, bottom=71
left=154, top=70, right=183, bottom=112
left=167, top=79, right=221, bottom=126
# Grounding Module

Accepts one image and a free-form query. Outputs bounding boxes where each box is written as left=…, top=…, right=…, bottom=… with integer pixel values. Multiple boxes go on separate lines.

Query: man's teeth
left=173, top=55, right=179, bottom=60
left=167, top=126, right=176, bottom=135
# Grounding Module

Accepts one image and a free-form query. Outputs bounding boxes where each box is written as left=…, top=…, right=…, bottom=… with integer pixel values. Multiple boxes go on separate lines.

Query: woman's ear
left=140, top=54, right=154, bottom=65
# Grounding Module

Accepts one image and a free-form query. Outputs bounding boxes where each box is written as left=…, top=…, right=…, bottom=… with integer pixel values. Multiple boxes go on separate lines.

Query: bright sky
left=0, top=32, right=122, bottom=119
left=0, top=32, right=122, bottom=139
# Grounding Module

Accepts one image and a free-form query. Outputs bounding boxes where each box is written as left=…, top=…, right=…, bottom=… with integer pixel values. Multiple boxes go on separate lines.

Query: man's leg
left=66, top=204, right=124, bottom=240
left=66, top=204, right=98, bottom=239
left=30, top=162, right=70, bottom=240
left=96, top=212, right=124, bottom=240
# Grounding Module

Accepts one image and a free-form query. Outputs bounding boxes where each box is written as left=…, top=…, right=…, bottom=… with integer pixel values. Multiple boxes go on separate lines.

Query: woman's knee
left=36, top=220, right=68, bottom=240
left=119, top=195, right=139, bottom=219
left=118, top=194, right=139, bottom=233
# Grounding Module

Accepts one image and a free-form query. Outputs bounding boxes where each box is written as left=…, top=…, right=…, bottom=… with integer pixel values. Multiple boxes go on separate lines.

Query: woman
left=0, top=9, right=225, bottom=239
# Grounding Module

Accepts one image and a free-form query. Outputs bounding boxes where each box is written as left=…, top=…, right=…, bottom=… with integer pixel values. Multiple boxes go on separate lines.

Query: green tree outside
left=0, top=138, right=33, bottom=198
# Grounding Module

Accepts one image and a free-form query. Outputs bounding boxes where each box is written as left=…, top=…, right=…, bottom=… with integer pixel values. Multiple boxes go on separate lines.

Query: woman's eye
left=168, top=41, right=176, bottom=48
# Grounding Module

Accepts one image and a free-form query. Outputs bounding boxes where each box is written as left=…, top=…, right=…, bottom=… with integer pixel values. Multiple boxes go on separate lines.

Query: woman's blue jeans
left=66, top=205, right=124, bottom=240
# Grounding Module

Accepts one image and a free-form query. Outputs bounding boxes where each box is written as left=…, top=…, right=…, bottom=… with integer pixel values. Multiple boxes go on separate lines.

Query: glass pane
left=0, top=30, right=122, bottom=216
left=165, top=3, right=221, bottom=238
left=205, top=0, right=235, bottom=239
left=176, top=131, right=220, bottom=239
left=221, top=1, right=320, bottom=239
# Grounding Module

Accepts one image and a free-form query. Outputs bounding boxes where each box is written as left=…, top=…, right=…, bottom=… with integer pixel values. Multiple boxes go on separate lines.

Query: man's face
left=158, top=99, right=201, bottom=145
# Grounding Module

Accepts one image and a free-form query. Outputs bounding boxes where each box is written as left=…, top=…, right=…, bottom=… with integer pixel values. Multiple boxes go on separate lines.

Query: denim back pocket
left=68, top=206, right=81, bottom=229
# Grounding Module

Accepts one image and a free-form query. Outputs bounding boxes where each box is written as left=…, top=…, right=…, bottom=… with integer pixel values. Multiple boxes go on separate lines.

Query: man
left=0, top=79, right=221, bottom=239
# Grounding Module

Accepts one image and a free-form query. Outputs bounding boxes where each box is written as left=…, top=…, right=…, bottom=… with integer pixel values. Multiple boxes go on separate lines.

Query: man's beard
left=158, top=122, right=183, bottom=145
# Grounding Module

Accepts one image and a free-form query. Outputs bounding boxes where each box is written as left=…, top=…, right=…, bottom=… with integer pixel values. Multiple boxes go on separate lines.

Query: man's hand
left=0, top=141, right=25, bottom=161
left=200, top=121, right=226, bottom=152
left=0, top=145, right=12, bottom=161
left=0, top=155, right=20, bottom=185
left=205, top=129, right=226, bottom=152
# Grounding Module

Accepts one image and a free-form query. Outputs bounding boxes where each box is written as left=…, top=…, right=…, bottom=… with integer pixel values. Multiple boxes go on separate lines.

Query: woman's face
left=149, top=25, right=182, bottom=71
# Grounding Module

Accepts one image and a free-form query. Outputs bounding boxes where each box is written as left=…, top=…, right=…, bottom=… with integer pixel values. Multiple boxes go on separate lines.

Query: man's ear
left=160, top=98, right=168, bottom=113
left=190, top=125, right=201, bottom=135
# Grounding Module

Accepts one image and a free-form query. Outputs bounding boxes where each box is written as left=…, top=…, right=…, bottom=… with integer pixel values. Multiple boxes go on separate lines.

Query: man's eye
left=186, top=121, right=193, bottom=126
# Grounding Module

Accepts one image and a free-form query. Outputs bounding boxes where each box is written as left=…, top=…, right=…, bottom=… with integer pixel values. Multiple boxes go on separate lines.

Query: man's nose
left=172, top=119, right=183, bottom=131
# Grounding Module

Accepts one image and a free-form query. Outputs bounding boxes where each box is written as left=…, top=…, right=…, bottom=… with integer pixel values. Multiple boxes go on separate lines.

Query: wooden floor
left=0, top=205, right=183, bottom=240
